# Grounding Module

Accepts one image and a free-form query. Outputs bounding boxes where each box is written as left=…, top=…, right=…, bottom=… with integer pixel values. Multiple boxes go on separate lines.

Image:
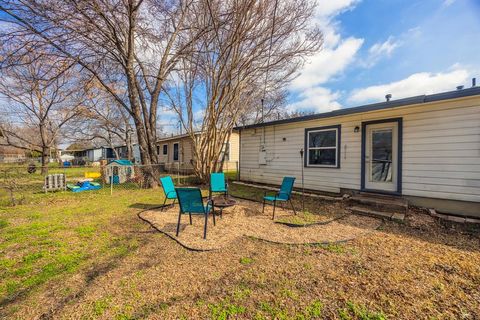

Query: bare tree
left=167, top=0, right=323, bottom=181
left=67, top=84, right=136, bottom=160
left=0, top=51, right=86, bottom=173
left=236, top=89, right=289, bottom=126
left=0, top=0, right=207, bottom=187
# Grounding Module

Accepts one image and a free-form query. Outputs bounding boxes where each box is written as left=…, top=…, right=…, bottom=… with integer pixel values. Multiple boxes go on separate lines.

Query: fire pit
left=211, top=195, right=236, bottom=217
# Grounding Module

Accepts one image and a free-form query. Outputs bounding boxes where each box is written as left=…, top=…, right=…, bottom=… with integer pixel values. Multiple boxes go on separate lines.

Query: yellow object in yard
left=85, top=172, right=101, bottom=179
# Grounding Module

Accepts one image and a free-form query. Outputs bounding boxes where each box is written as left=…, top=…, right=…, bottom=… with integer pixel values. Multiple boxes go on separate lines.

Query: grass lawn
left=0, top=177, right=479, bottom=319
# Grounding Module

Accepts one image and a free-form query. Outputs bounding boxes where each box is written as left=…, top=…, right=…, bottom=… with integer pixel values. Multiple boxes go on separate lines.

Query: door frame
left=361, top=117, right=403, bottom=195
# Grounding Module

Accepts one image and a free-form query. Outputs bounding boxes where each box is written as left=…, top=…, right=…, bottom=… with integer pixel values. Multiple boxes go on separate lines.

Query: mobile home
left=236, top=87, right=480, bottom=217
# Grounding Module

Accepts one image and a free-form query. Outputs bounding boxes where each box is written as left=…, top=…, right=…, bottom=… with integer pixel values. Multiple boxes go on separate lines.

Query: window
left=173, top=143, right=179, bottom=161
left=305, top=125, right=340, bottom=168
left=221, top=142, right=230, bottom=161
left=156, top=145, right=160, bottom=155
left=163, top=144, right=168, bottom=155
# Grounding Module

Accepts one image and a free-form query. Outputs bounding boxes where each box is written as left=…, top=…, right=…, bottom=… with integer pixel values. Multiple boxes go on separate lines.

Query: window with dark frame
left=173, top=143, right=179, bottom=161
left=305, top=126, right=340, bottom=168
left=162, top=144, right=168, bottom=155
left=221, top=142, right=230, bottom=161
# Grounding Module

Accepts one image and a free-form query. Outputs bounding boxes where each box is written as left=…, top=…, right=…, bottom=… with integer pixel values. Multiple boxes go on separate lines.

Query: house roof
left=108, top=159, right=133, bottom=166
left=156, top=128, right=239, bottom=143
left=157, top=132, right=199, bottom=143
left=234, top=86, right=480, bottom=130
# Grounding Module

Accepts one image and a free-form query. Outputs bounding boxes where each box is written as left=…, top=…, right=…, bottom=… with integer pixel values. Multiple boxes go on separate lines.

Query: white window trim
left=306, top=128, right=339, bottom=168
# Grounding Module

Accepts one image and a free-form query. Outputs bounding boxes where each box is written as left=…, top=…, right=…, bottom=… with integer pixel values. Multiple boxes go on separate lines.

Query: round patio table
left=211, top=195, right=236, bottom=218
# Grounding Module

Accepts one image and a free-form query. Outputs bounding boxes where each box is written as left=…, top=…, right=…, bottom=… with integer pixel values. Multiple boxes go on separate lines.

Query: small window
left=173, top=143, right=179, bottom=161
left=221, top=142, right=230, bottom=161
left=156, top=145, right=160, bottom=155
left=163, top=144, right=168, bottom=155
left=305, top=125, right=340, bottom=168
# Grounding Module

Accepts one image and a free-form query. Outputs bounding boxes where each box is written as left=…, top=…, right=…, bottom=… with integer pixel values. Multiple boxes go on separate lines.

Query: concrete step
left=348, top=206, right=405, bottom=222
left=349, top=194, right=408, bottom=213
left=359, top=191, right=404, bottom=199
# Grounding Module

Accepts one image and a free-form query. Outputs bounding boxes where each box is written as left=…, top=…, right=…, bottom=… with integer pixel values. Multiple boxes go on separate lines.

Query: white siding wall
left=240, top=96, right=480, bottom=203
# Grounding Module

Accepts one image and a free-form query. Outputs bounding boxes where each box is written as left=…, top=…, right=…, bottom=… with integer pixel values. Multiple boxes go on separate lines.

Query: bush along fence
left=0, top=161, right=239, bottom=206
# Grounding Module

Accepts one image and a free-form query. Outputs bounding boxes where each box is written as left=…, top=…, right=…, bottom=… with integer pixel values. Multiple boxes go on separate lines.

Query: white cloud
left=288, top=0, right=363, bottom=111
left=348, top=68, right=470, bottom=104
left=362, top=36, right=401, bottom=67
left=369, top=37, right=399, bottom=57
left=315, top=0, right=360, bottom=18
left=290, top=37, right=364, bottom=90
left=442, top=0, right=456, bottom=7
left=287, top=87, right=342, bottom=113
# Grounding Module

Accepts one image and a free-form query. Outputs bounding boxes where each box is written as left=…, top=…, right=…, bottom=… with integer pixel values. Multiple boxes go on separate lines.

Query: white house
left=235, top=86, right=480, bottom=217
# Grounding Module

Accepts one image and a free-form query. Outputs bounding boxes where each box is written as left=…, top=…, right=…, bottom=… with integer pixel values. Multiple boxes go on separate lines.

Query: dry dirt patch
left=139, top=198, right=382, bottom=250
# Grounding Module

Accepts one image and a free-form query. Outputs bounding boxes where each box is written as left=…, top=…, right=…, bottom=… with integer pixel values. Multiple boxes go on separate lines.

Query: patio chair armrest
left=166, top=190, right=176, bottom=197
left=205, top=199, right=214, bottom=213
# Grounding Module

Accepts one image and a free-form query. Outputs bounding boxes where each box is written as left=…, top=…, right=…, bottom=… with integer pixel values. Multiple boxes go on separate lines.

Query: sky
left=1, top=1, right=479, bottom=134
left=287, top=0, right=480, bottom=113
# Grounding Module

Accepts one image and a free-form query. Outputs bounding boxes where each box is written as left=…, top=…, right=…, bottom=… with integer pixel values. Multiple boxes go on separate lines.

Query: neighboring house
left=157, top=131, right=240, bottom=173
left=114, top=145, right=129, bottom=159
left=72, top=146, right=114, bottom=163
left=0, top=146, right=26, bottom=163
left=235, top=86, right=480, bottom=217
left=114, top=144, right=141, bottom=164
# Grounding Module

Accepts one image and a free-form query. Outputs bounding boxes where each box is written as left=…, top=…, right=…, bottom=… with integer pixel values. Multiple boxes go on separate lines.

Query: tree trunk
left=41, top=146, right=49, bottom=175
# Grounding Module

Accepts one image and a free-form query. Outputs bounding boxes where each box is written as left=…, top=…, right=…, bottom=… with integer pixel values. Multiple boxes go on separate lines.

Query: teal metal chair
left=175, top=187, right=215, bottom=239
left=210, top=172, right=228, bottom=197
left=263, top=177, right=296, bottom=219
left=160, top=176, right=177, bottom=209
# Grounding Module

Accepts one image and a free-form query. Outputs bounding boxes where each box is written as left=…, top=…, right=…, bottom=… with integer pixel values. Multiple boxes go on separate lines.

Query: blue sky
left=287, top=0, right=480, bottom=113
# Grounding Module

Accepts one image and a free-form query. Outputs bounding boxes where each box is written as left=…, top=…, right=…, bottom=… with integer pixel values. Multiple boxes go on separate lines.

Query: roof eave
left=235, top=87, right=480, bottom=130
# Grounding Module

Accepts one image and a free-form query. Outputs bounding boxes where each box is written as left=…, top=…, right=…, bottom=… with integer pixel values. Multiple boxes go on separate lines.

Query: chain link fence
left=0, top=161, right=239, bottom=206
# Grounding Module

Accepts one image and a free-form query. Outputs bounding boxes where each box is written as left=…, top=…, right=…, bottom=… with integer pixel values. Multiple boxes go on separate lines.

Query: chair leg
left=189, top=212, right=192, bottom=225
left=172, top=198, right=176, bottom=207
left=204, top=213, right=208, bottom=239
left=212, top=209, right=216, bottom=226
left=272, top=200, right=276, bottom=220
left=176, top=210, right=182, bottom=236
left=262, top=199, right=266, bottom=213
left=161, top=197, right=167, bottom=211
left=290, top=199, right=296, bottom=215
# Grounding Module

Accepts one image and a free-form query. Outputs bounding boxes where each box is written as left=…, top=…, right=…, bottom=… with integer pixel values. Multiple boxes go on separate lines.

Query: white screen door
left=365, top=122, right=399, bottom=192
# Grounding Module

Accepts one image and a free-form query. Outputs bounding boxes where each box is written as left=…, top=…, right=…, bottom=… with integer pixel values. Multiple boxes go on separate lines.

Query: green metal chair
left=160, top=176, right=177, bottom=209
left=175, top=187, right=215, bottom=239
left=263, top=177, right=296, bottom=220
left=210, top=172, right=228, bottom=197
